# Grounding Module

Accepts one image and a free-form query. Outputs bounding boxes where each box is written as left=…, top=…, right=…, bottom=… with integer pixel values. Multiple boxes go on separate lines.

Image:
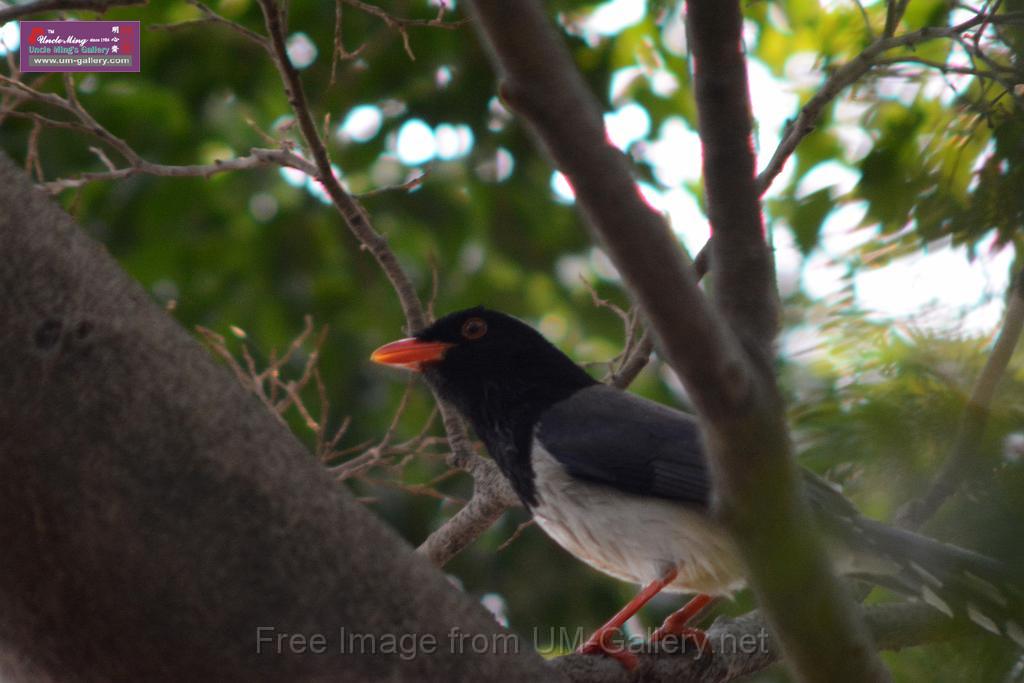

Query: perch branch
left=551, top=602, right=969, bottom=683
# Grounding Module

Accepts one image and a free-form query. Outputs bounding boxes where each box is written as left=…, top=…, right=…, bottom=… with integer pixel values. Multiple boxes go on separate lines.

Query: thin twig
left=331, top=378, right=417, bottom=480
left=24, top=119, right=44, bottom=182
left=329, top=0, right=366, bottom=86
left=39, top=148, right=314, bottom=193
left=853, top=0, right=876, bottom=40
left=148, top=0, right=269, bottom=50
left=358, top=170, right=428, bottom=198
left=0, top=73, right=318, bottom=191
left=341, top=0, right=468, bottom=61
left=611, top=333, right=655, bottom=389
left=496, top=518, right=535, bottom=552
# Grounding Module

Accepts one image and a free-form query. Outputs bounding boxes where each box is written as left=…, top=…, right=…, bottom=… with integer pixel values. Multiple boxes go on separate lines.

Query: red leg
left=578, top=567, right=679, bottom=670
left=650, top=593, right=716, bottom=654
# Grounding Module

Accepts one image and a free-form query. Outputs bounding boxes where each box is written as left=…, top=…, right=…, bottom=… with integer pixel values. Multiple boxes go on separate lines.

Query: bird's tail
left=844, top=517, right=1024, bottom=648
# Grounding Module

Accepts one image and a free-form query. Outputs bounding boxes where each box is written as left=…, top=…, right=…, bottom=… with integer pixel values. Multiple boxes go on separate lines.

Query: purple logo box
left=20, top=20, right=140, bottom=73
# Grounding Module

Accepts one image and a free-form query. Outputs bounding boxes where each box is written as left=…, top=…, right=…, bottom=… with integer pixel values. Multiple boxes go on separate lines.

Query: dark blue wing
left=535, top=384, right=711, bottom=506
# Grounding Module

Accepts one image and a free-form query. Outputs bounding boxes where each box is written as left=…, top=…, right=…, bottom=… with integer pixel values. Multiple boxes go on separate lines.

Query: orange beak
left=370, top=337, right=455, bottom=372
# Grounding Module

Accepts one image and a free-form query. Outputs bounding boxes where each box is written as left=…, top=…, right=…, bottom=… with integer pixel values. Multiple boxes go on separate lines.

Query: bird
left=371, top=306, right=1023, bottom=668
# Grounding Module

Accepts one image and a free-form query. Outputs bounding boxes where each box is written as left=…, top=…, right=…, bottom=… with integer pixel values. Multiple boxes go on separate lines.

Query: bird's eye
left=461, top=317, right=488, bottom=340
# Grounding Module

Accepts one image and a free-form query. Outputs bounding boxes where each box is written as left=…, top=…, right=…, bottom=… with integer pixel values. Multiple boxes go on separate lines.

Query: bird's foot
left=578, top=628, right=638, bottom=670
left=647, top=592, right=714, bottom=656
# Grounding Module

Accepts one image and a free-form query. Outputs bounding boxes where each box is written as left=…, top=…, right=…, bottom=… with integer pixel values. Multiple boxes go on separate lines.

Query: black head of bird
left=372, top=306, right=593, bottom=401
left=371, top=307, right=597, bottom=499
left=372, top=306, right=1023, bottom=668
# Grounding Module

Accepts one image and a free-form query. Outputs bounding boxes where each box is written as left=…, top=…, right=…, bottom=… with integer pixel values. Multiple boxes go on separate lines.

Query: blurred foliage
left=2, top=0, right=1023, bottom=680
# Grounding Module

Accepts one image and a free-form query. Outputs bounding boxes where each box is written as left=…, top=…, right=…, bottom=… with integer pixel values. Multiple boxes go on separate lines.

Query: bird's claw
left=578, top=628, right=639, bottom=670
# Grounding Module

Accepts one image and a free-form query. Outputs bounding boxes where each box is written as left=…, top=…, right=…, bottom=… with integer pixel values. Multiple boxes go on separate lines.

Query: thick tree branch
left=467, top=1, right=747, bottom=420
left=0, top=151, right=557, bottom=682
left=896, top=265, right=1024, bottom=529
left=685, top=5, right=887, bottom=680
left=687, top=0, right=777, bottom=355
left=465, top=2, right=888, bottom=681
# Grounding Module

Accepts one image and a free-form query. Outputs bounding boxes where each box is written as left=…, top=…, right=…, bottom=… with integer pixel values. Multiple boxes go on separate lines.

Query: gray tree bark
left=0, top=152, right=557, bottom=682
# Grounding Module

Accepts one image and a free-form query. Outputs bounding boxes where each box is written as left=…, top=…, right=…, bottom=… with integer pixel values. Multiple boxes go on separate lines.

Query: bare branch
left=330, top=379, right=416, bottom=480
left=196, top=326, right=256, bottom=390
left=257, top=0, right=511, bottom=567
left=883, top=0, right=911, bottom=37
left=610, top=332, right=654, bottom=389
left=874, top=55, right=1012, bottom=79
left=197, top=317, right=334, bottom=435
left=329, top=0, right=366, bottom=85
left=364, top=470, right=464, bottom=504
left=578, top=276, right=651, bottom=386
left=418, top=458, right=520, bottom=567
left=341, top=0, right=468, bottom=61
left=148, top=0, right=270, bottom=50
left=853, top=0, right=876, bottom=39
left=24, top=118, right=43, bottom=181
left=38, top=147, right=315, bottom=193
left=358, top=169, right=428, bottom=198
left=197, top=319, right=458, bottom=487
left=0, top=0, right=143, bottom=23
left=496, top=518, right=535, bottom=552
left=689, top=0, right=777, bottom=355
left=259, top=0, right=426, bottom=330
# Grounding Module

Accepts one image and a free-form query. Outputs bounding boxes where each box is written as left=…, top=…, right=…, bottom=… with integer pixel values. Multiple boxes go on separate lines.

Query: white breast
left=529, top=442, right=745, bottom=595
